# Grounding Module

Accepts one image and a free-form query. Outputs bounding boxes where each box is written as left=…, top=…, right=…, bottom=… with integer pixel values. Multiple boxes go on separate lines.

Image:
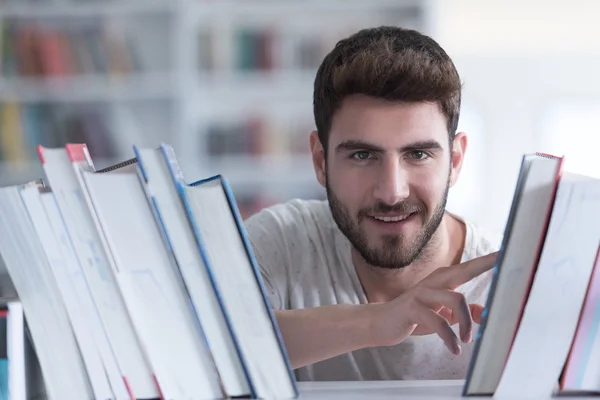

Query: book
left=80, top=155, right=225, bottom=400
left=0, top=308, right=8, bottom=400
left=0, top=181, right=93, bottom=400
left=560, top=247, right=600, bottom=394
left=20, top=181, right=113, bottom=400
left=464, top=153, right=600, bottom=397
left=38, top=145, right=157, bottom=400
left=0, top=142, right=298, bottom=399
left=162, top=144, right=298, bottom=400
left=134, top=145, right=253, bottom=398
left=0, top=301, right=26, bottom=400
left=11, top=141, right=600, bottom=399
left=494, top=172, right=600, bottom=398
left=464, top=153, right=563, bottom=396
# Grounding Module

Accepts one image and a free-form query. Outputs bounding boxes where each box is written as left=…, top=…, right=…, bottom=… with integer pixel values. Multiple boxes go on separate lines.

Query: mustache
left=358, top=201, right=425, bottom=218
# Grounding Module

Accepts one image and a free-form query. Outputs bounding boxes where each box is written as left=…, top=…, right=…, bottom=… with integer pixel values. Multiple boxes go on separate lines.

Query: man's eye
left=409, top=151, right=428, bottom=160
left=351, top=151, right=372, bottom=160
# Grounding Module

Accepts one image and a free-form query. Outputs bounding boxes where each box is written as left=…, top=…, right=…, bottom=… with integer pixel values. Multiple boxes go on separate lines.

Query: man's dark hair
left=313, top=26, right=462, bottom=153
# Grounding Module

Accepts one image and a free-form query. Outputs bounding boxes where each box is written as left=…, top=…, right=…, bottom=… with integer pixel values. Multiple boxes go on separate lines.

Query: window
left=446, top=103, right=487, bottom=225
left=538, top=101, right=600, bottom=179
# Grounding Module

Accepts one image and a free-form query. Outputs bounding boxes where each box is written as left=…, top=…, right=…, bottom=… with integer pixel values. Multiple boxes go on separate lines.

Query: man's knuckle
left=434, top=317, right=446, bottom=331
left=444, top=290, right=463, bottom=306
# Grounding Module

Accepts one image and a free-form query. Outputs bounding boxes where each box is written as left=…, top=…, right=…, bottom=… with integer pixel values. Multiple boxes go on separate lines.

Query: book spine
left=219, top=177, right=299, bottom=397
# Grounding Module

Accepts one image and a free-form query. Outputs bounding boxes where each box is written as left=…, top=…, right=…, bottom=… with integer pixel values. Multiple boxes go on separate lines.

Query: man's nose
left=372, top=157, right=409, bottom=205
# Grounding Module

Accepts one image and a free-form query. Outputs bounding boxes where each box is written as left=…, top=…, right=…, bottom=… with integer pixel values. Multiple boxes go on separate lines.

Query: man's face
left=311, top=95, right=465, bottom=269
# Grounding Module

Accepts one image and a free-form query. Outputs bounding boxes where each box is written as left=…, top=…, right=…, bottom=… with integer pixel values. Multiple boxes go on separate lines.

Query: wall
left=430, top=0, right=600, bottom=234
left=434, top=0, right=600, bottom=55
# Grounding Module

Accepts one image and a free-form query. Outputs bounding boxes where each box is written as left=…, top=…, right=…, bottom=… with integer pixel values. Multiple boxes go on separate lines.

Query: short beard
left=326, top=171, right=450, bottom=270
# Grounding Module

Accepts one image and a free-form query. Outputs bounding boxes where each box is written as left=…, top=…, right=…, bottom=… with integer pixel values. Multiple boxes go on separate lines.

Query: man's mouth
left=371, top=214, right=412, bottom=222
left=363, top=210, right=420, bottom=233
left=368, top=211, right=418, bottom=224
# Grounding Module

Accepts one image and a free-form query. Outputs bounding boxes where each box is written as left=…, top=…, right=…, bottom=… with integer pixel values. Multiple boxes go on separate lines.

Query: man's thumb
left=470, top=304, right=486, bottom=324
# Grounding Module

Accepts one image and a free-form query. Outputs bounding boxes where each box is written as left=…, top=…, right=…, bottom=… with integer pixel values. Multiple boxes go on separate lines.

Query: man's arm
left=274, top=252, right=498, bottom=370
left=275, top=304, right=377, bottom=369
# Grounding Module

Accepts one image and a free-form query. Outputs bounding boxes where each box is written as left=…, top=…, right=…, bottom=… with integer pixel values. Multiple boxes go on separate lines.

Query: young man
left=244, top=26, right=501, bottom=381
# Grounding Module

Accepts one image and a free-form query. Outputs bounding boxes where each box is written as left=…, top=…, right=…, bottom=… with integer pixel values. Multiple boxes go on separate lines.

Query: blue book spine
left=219, top=177, right=299, bottom=397
left=158, top=143, right=257, bottom=398
left=0, top=310, right=7, bottom=400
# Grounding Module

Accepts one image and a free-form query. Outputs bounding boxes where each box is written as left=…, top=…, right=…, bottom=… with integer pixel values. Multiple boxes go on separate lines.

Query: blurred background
left=0, top=0, right=599, bottom=235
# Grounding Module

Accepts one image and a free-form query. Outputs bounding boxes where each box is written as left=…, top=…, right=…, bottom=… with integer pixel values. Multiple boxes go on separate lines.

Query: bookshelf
left=0, top=0, right=179, bottom=194
left=297, top=380, right=599, bottom=399
left=178, top=0, right=437, bottom=218
left=0, top=0, right=438, bottom=219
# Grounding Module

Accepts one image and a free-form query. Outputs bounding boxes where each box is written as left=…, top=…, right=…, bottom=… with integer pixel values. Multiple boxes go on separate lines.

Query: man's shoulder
left=456, top=216, right=503, bottom=300
left=243, top=198, right=343, bottom=310
left=243, top=198, right=339, bottom=253
left=463, top=219, right=503, bottom=260
left=245, top=198, right=334, bottom=230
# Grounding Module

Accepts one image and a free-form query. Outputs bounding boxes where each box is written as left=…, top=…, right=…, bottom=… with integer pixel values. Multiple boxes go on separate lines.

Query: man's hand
left=273, top=251, right=497, bottom=369
left=371, top=252, right=498, bottom=355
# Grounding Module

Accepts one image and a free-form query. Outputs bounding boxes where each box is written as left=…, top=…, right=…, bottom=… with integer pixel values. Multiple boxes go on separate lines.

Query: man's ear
left=449, top=132, right=468, bottom=188
left=309, top=130, right=326, bottom=188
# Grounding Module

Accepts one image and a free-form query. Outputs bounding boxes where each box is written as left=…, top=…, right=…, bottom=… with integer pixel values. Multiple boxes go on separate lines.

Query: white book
left=38, top=145, right=158, bottom=399
left=19, top=184, right=113, bottom=400
left=134, top=145, right=252, bottom=398
left=5, top=301, right=25, bottom=400
left=38, top=189, right=132, bottom=400
left=162, top=145, right=298, bottom=400
left=81, top=161, right=224, bottom=400
left=464, top=153, right=563, bottom=395
left=494, top=172, right=600, bottom=398
left=560, top=248, right=600, bottom=393
left=0, top=183, right=93, bottom=400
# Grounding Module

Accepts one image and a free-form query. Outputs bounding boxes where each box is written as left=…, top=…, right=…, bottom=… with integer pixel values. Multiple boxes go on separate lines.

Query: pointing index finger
left=442, top=252, right=499, bottom=289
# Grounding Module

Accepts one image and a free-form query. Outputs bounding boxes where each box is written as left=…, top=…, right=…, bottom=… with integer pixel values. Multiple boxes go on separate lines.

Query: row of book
left=204, top=115, right=312, bottom=157
left=0, top=143, right=298, bottom=399
left=0, top=0, right=105, bottom=4
left=0, top=101, right=118, bottom=163
left=197, top=26, right=356, bottom=72
left=0, top=20, right=141, bottom=78
left=0, top=101, right=314, bottom=164
left=463, top=153, right=600, bottom=397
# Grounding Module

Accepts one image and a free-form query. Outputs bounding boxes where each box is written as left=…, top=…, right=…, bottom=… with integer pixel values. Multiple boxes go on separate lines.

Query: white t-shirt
left=244, top=199, right=502, bottom=381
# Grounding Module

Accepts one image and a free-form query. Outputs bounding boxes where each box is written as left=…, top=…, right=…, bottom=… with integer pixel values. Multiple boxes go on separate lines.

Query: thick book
left=494, top=171, right=600, bottom=398
left=80, top=154, right=225, bottom=400
left=463, top=153, right=563, bottom=396
left=38, top=144, right=158, bottom=400
left=134, top=145, right=253, bottom=399
left=161, top=144, right=299, bottom=400
left=0, top=182, right=93, bottom=400
left=20, top=182, right=113, bottom=400
left=560, top=247, right=600, bottom=394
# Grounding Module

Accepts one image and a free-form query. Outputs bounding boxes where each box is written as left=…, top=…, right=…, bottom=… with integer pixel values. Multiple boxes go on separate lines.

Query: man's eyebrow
left=400, top=140, right=443, bottom=153
left=334, top=139, right=443, bottom=153
left=335, top=140, right=385, bottom=153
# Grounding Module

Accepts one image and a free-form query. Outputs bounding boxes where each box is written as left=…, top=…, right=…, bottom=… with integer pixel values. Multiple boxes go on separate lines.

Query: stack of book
left=0, top=143, right=298, bottom=400
left=464, top=153, right=600, bottom=398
